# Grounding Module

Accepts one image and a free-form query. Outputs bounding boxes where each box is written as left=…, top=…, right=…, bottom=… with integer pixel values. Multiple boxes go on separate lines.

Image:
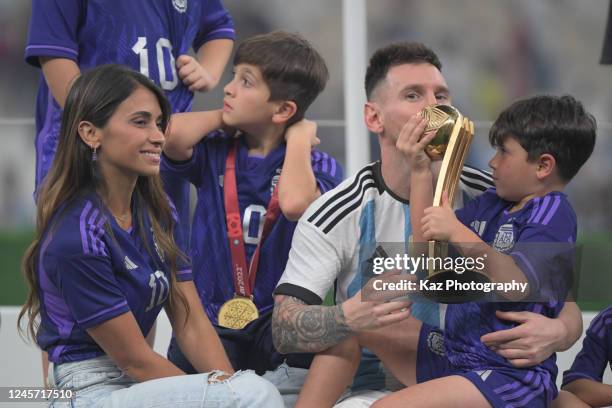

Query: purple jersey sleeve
left=25, top=0, right=83, bottom=67
left=510, top=195, right=576, bottom=298
left=161, top=140, right=207, bottom=187
left=311, top=150, right=344, bottom=194
left=192, top=0, right=236, bottom=51
left=47, top=253, right=130, bottom=329
left=161, top=130, right=228, bottom=186
left=563, top=306, right=612, bottom=385
left=454, top=188, right=492, bottom=228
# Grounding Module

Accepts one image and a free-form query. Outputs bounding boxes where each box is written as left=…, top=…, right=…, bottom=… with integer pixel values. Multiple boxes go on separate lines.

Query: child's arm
left=295, top=337, right=362, bottom=408
left=561, top=307, right=612, bottom=407
left=563, top=379, right=612, bottom=407
left=177, top=38, right=233, bottom=92
left=40, top=57, right=81, bottom=108
left=164, top=110, right=223, bottom=161
left=278, top=119, right=322, bottom=221
left=551, top=390, right=590, bottom=408
left=422, top=203, right=529, bottom=300
left=393, top=114, right=434, bottom=247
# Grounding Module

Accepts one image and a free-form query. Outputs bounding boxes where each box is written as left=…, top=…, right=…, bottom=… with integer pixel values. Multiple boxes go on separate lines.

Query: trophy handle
left=427, top=117, right=474, bottom=277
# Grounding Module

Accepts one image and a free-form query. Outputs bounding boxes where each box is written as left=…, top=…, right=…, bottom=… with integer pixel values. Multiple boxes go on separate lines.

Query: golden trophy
left=420, top=105, right=490, bottom=303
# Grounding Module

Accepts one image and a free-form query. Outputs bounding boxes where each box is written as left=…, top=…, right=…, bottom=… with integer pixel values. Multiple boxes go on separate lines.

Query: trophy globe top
left=421, top=104, right=463, bottom=160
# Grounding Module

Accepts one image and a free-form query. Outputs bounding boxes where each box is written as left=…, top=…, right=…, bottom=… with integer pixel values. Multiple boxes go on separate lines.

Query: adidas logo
left=124, top=256, right=138, bottom=270
left=476, top=370, right=492, bottom=381
left=470, top=220, right=487, bottom=236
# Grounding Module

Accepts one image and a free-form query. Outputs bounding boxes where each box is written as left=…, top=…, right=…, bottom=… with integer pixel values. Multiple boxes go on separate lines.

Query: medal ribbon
left=224, top=143, right=281, bottom=297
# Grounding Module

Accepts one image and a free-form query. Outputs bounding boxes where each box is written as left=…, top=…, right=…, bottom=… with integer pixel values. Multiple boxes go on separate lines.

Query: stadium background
left=0, top=1, right=610, bottom=401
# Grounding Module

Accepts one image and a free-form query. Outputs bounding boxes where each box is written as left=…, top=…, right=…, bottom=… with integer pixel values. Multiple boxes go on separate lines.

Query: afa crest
left=493, top=223, right=515, bottom=252
left=427, top=329, right=446, bottom=356
left=172, top=0, right=187, bottom=13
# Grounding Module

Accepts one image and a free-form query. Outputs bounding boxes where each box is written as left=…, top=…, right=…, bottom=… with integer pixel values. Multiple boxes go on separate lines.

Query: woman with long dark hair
left=18, top=64, right=282, bottom=407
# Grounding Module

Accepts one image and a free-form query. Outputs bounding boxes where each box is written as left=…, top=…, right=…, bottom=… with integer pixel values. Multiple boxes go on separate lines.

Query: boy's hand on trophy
left=422, top=191, right=460, bottom=241
left=396, top=115, right=435, bottom=173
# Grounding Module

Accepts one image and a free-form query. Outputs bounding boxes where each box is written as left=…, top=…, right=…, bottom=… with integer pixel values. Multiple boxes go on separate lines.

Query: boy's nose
left=488, top=155, right=497, bottom=170
left=223, top=81, right=235, bottom=96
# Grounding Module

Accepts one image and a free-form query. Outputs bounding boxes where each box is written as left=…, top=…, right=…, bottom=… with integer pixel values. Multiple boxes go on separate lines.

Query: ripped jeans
left=48, top=355, right=284, bottom=407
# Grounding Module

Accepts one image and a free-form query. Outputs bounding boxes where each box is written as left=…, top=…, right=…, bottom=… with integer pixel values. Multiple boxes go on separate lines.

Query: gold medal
left=217, top=296, right=259, bottom=329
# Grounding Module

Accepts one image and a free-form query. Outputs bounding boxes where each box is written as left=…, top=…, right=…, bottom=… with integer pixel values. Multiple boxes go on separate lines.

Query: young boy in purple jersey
left=25, top=0, right=235, bottom=253
left=368, top=95, right=595, bottom=407
left=562, top=305, right=612, bottom=406
left=296, top=95, right=595, bottom=408
left=161, top=31, right=343, bottom=390
left=18, top=64, right=283, bottom=407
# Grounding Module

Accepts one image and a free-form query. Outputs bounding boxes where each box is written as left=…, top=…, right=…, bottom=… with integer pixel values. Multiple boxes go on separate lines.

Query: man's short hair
left=234, top=31, right=329, bottom=125
left=365, top=42, right=442, bottom=100
left=489, top=95, right=597, bottom=182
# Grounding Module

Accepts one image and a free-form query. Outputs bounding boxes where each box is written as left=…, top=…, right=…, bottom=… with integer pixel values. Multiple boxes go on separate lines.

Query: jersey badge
left=493, top=223, right=514, bottom=252
left=426, top=329, right=446, bottom=356
left=172, top=0, right=187, bottom=13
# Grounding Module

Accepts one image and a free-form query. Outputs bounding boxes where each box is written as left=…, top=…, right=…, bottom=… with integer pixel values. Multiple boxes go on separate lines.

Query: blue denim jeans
left=48, top=355, right=284, bottom=407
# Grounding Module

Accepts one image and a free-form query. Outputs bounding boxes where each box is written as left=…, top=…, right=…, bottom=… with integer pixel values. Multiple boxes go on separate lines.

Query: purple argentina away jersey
left=161, top=132, right=343, bottom=324
left=25, top=0, right=235, bottom=188
left=446, top=189, right=577, bottom=387
left=563, top=305, right=612, bottom=386
left=36, top=192, right=192, bottom=364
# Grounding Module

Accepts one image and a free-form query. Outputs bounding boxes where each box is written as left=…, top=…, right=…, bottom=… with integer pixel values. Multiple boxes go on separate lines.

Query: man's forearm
left=556, top=302, right=582, bottom=351
left=272, top=296, right=352, bottom=354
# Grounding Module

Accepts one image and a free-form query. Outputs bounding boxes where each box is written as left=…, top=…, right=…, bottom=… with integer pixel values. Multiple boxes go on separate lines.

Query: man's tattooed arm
left=272, top=295, right=353, bottom=354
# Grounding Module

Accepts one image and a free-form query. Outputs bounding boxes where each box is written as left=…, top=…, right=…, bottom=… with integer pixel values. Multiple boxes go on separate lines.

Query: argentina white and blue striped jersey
left=276, top=161, right=492, bottom=313
left=275, top=160, right=493, bottom=390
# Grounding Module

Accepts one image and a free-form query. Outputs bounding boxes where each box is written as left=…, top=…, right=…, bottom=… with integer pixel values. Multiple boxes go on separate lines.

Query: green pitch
left=1, top=229, right=610, bottom=312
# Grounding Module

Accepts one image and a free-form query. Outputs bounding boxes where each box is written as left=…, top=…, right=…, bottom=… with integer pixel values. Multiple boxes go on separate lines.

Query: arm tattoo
left=272, top=296, right=352, bottom=354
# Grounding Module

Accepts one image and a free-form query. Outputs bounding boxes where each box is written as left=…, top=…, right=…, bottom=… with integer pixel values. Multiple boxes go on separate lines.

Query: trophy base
left=421, top=270, right=490, bottom=303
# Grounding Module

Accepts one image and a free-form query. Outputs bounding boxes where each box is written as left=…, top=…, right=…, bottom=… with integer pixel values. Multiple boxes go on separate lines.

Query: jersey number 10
left=145, top=270, right=170, bottom=312
left=132, top=37, right=178, bottom=91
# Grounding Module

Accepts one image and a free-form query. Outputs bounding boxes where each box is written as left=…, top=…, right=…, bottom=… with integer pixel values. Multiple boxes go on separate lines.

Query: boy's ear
left=271, top=101, right=297, bottom=125
left=536, top=153, right=556, bottom=180
left=77, top=121, right=101, bottom=149
left=364, top=102, right=383, bottom=134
